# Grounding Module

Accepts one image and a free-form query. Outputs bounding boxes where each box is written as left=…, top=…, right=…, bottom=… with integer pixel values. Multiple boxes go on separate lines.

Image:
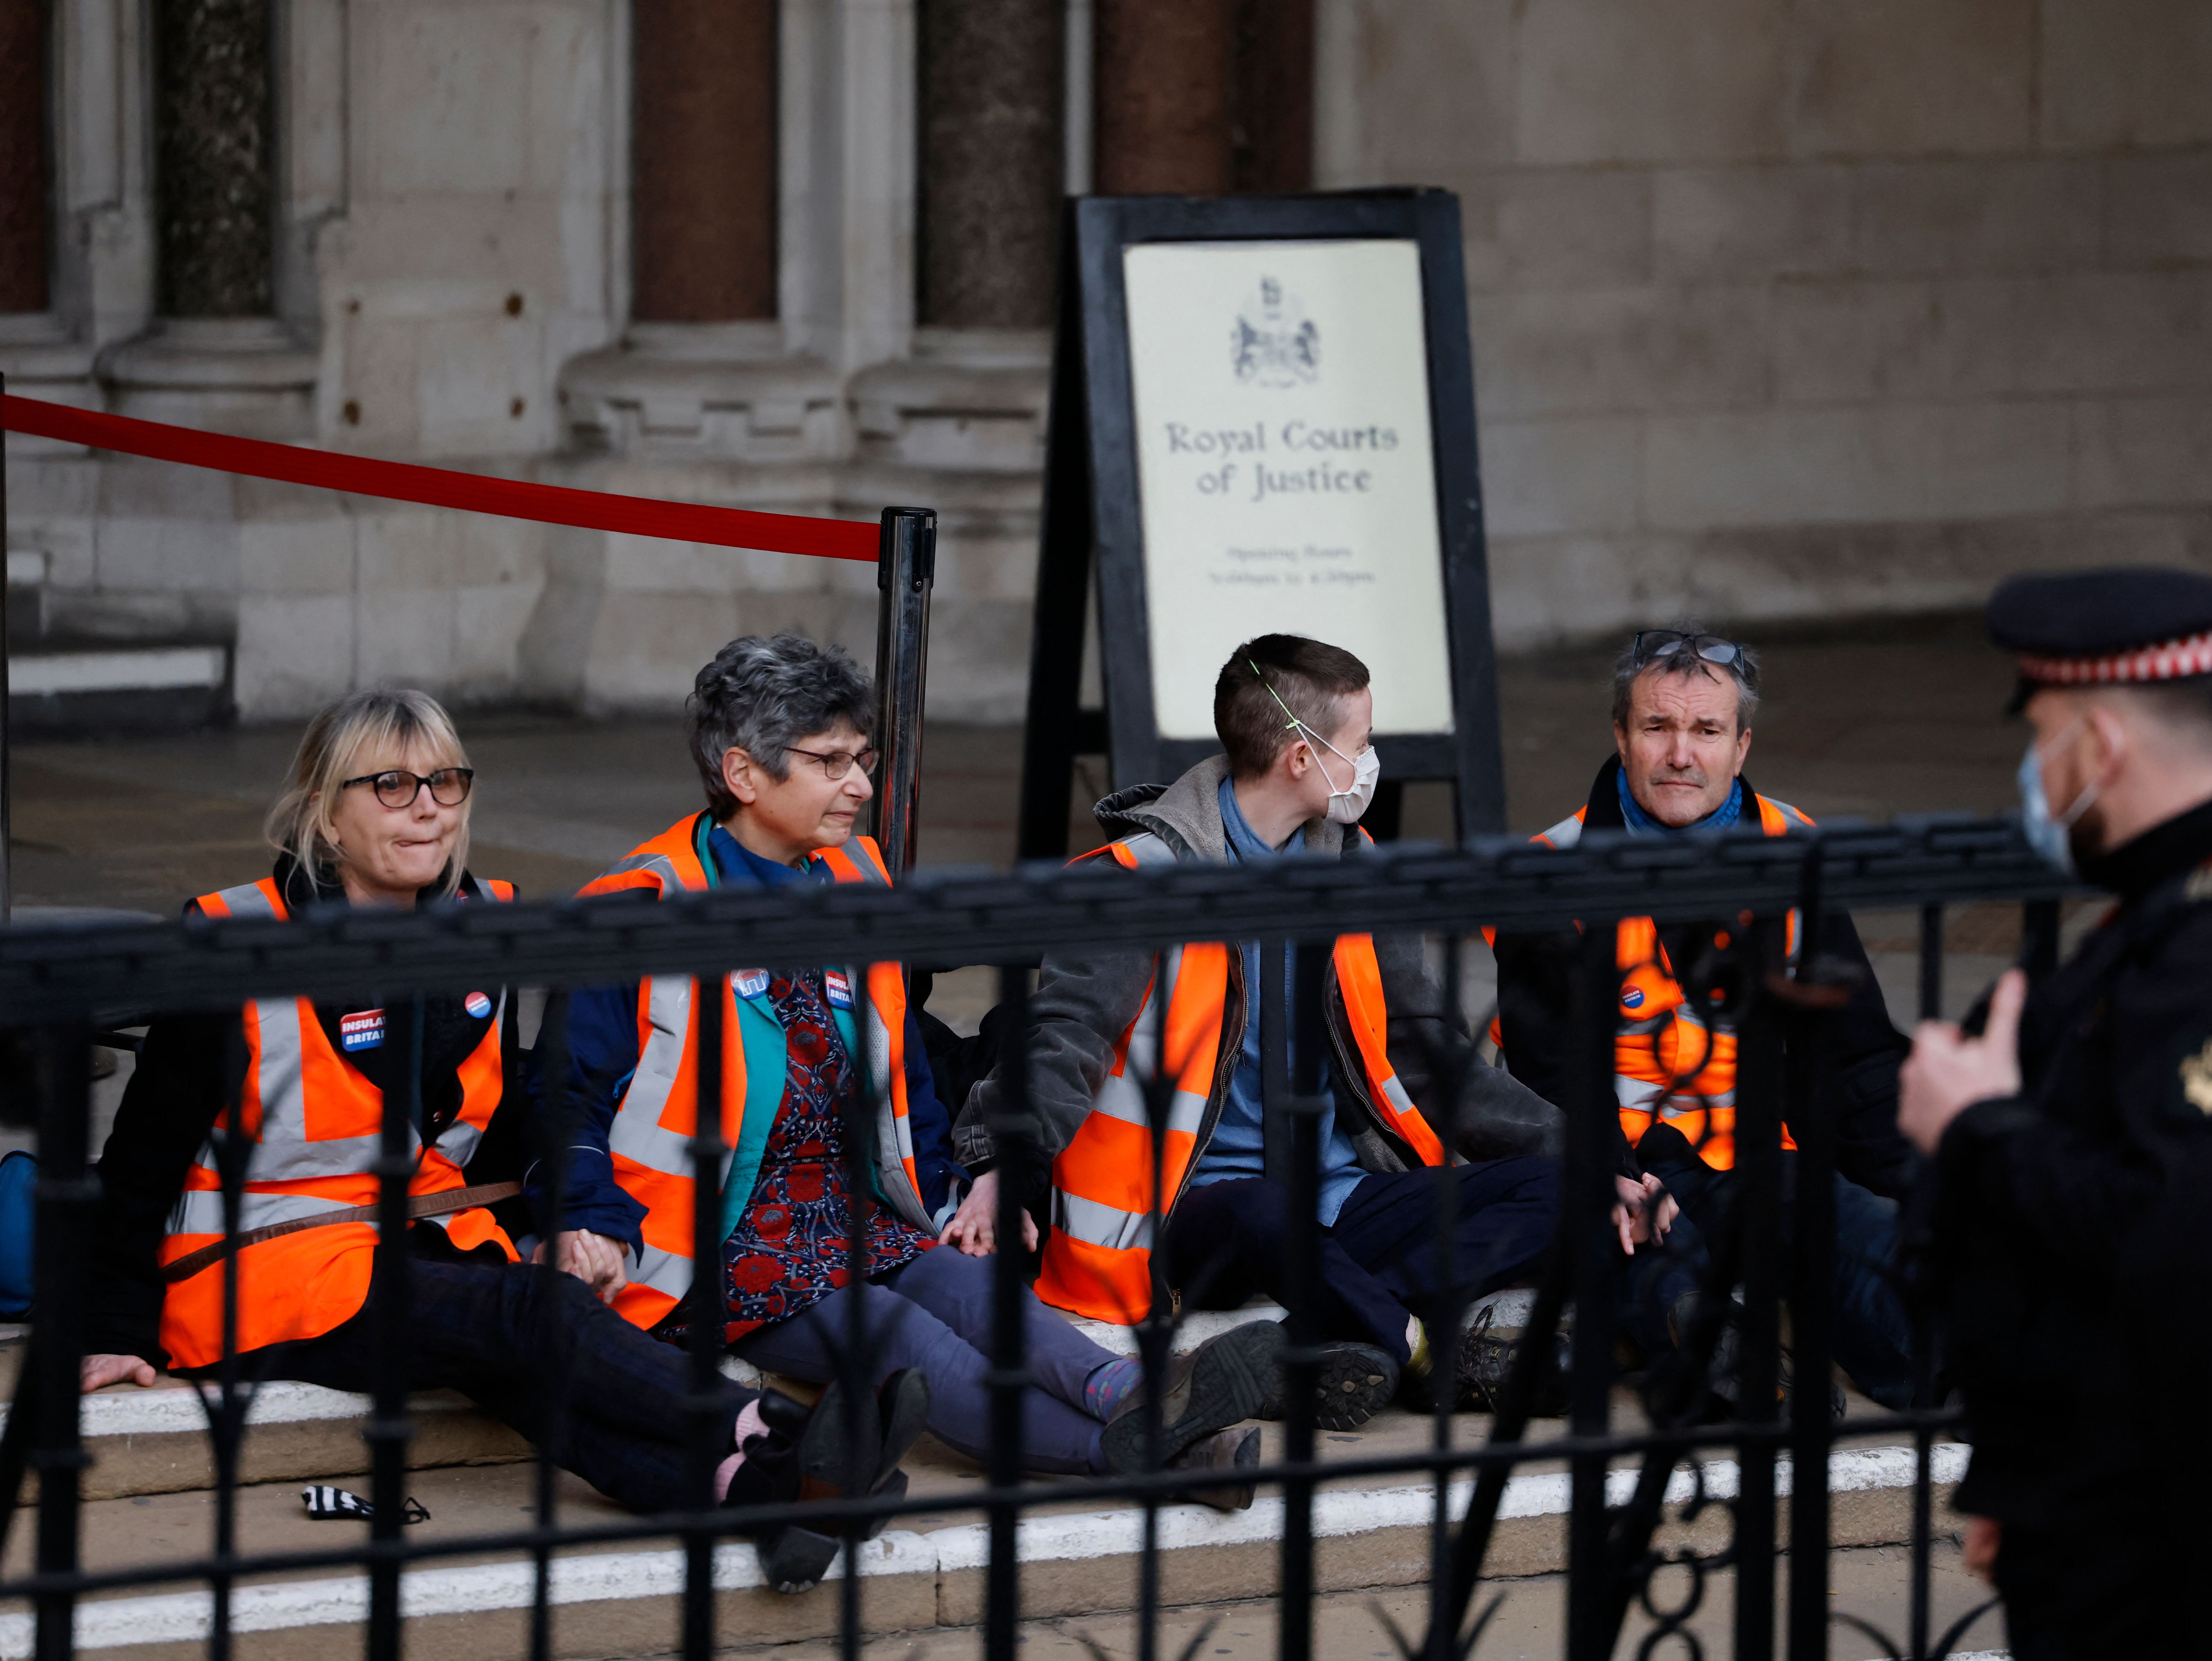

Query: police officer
left=1901, top=567, right=2212, bottom=1659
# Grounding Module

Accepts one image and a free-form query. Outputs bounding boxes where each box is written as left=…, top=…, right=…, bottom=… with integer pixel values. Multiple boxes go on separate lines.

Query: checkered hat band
left=2018, top=631, right=2212, bottom=687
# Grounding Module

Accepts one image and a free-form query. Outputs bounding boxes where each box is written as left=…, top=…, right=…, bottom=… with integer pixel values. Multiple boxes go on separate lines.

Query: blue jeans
left=733, top=1245, right=1119, bottom=1474
left=1629, top=1154, right=1918, bottom=1410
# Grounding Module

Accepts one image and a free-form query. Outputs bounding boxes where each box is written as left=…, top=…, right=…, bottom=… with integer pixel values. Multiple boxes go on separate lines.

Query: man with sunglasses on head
left=951, top=634, right=1578, bottom=1426
left=1490, top=627, right=1920, bottom=1414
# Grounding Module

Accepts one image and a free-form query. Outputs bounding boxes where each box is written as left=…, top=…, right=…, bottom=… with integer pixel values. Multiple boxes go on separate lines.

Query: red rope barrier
left=0, top=393, right=879, bottom=563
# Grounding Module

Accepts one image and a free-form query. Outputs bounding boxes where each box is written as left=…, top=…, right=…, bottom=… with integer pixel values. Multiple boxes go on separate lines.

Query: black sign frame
left=1015, top=189, right=1506, bottom=860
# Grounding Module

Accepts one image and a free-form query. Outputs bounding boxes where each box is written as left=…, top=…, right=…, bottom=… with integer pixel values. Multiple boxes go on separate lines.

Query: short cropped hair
left=266, top=688, right=471, bottom=895
left=1215, top=635, right=1371, bottom=781
left=688, top=632, right=876, bottom=816
left=1610, top=624, right=1762, bottom=735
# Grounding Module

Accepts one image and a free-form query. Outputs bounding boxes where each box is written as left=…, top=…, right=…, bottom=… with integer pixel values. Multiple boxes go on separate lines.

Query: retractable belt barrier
left=0, top=393, right=878, bottom=562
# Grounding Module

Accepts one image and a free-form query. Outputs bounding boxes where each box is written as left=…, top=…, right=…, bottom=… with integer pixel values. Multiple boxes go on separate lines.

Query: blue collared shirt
left=1189, top=780, right=1367, bottom=1224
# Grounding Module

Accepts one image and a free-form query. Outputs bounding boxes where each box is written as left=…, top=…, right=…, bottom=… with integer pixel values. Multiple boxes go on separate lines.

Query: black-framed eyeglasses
left=341, top=767, right=476, bottom=809
left=785, top=746, right=877, bottom=781
left=1632, top=630, right=1747, bottom=671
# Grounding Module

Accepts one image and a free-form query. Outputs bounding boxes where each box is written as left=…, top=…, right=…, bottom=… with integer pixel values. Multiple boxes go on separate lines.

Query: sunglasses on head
left=1632, top=630, right=1748, bottom=671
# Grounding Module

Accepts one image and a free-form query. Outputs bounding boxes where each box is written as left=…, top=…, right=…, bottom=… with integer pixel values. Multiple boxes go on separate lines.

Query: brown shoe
left=1169, top=1425, right=1261, bottom=1512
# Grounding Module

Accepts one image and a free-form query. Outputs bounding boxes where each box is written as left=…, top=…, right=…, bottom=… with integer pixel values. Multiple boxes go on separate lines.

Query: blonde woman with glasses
left=75, top=688, right=913, bottom=1592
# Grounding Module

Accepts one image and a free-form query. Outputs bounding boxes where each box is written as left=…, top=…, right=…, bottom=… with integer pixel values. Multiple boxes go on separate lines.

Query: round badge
left=464, top=991, right=493, bottom=1019
left=1620, top=986, right=1646, bottom=1010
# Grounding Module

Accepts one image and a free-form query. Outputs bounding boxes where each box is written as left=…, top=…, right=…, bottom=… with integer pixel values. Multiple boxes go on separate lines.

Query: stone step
left=0, top=1422, right=1966, bottom=1660
left=33, top=1287, right=1543, bottom=1502
left=6, top=643, right=230, bottom=733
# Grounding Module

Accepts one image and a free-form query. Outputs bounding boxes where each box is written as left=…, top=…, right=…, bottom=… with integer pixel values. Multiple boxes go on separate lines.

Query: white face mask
left=1249, top=661, right=1381, bottom=825
left=1302, top=724, right=1381, bottom=825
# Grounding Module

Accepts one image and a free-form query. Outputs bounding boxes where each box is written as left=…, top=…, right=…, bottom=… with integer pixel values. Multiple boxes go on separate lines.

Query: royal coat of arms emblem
left=1231, top=278, right=1319, bottom=387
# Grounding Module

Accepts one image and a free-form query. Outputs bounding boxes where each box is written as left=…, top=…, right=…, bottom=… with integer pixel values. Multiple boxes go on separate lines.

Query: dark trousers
left=1629, top=1154, right=1918, bottom=1410
left=1995, top=1520, right=2194, bottom=1660
left=1159, top=1159, right=1559, bottom=1364
left=214, top=1259, right=756, bottom=1515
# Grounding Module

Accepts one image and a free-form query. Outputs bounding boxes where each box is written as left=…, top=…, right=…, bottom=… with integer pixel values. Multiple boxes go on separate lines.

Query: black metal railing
left=0, top=814, right=2071, bottom=1660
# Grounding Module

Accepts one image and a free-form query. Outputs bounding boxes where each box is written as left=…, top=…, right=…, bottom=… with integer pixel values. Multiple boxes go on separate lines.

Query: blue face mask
left=2017, top=725, right=2098, bottom=876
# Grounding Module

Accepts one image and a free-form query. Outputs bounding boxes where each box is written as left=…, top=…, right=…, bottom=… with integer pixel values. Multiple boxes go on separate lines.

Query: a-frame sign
left=1016, top=189, right=1506, bottom=860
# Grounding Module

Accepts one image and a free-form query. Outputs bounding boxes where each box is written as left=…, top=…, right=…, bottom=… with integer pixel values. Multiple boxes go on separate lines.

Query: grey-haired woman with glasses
left=546, top=632, right=1276, bottom=1509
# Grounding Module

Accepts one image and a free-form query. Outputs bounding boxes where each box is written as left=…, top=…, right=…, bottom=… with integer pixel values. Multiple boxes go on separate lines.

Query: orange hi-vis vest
left=159, top=876, right=519, bottom=1369
left=1530, top=791, right=1811, bottom=1172
left=1032, top=832, right=1446, bottom=1325
left=577, top=814, right=931, bottom=1331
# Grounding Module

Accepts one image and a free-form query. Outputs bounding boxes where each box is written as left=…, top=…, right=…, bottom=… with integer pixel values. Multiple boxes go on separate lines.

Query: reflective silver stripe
left=1617, top=1074, right=1736, bottom=1114
left=166, top=1187, right=357, bottom=1237
left=1537, top=814, right=1583, bottom=850
left=607, top=974, right=735, bottom=1183
left=210, top=881, right=281, bottom=919
left=1116, top=833, right=1178, bottom=868
left=1377, top=1071, right=1418, bottom=1122
left=1763, top=797, right=1812, bottom=830
left=1054, top=1190, right=1154, bottom=1253
left=627, top=1240, right=697, bottom=1303
left=596, top=851, right=685, bottom=891
left=235, top=1000, right=387, bottom=1183
left=860, top=989, right=933, bottom=1232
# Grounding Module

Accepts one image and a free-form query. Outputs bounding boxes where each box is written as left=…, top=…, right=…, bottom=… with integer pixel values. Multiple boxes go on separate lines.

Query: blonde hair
left=266, top=689, right=472, bottom=896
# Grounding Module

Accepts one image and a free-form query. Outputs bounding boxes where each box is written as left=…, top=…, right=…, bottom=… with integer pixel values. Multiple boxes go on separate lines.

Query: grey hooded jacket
left=955, top=755, right=1565, bottom=1205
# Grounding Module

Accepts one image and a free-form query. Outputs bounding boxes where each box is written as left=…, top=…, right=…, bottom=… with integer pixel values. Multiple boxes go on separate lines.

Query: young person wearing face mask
left=950, top=635, right=1569, bottom=1424
left=1899, top=568, right=2212, bottom=1659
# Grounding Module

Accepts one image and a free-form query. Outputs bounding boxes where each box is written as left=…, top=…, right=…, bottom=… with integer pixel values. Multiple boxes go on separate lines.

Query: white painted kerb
left=0, top=1442, right=1968, bottom=1655
left=11, top=647, right=226, bottom=696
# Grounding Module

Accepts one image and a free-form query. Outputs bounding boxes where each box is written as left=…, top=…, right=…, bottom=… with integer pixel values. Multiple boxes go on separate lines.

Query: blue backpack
left=0, top=1151, right=37, bottom=1318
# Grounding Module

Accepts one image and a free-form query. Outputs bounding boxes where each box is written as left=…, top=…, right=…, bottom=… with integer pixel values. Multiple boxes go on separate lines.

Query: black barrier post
left=1278, top=941, right=1327, bottom=1661
left=366, top=995, right=423, bottom=1661
left=985, top=965, right=1034, bottom=1661
left=1564, top=924, right=1620, bottom=1661
left=684, top=979, right=727, bottom=1661
left=873, top=508, right=937, bottom=882
left=1733, top=919, right=1790, bottom=1661
left=30, top=1022, right=89, bottom=1661
left=1785, top=852, right=1837, bottom=1660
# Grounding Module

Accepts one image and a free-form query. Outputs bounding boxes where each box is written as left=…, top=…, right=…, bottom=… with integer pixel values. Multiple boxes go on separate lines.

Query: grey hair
left=265, top=688, right=472, bottom=896
left=687, top=632, right=876, bottom=816
left=1610, top=624, right=1762, bottom=734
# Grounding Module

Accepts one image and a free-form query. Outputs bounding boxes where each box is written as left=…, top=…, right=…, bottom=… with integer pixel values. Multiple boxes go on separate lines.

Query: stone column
left=916, top=0, right=1063, bottom=329
left=0, top=0, right=48, bottom=313
left=1093, top=0, right=1235, bottom=195
left=154, top=0, right=274, bottom=317
left=633, top=0, right=779, bottom=322
left=1232, top=0, right=1312, bottom=191
left=1092, top=0, right=1311, bottom=195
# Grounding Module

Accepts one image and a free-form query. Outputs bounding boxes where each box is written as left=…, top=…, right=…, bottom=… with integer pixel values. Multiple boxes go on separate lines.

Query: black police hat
left=1987, top=566, right=2212, bottom=705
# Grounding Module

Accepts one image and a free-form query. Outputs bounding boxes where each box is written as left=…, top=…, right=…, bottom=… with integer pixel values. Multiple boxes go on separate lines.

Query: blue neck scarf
left=1615, top=768, right=1744, bottom=837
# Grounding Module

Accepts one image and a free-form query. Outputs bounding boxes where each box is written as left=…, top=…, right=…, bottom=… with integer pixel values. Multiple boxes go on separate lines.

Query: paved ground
left=709, top=1541, right=2001, bottom=1660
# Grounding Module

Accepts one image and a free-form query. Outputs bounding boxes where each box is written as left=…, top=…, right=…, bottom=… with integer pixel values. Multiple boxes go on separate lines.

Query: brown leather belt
left=159, top=1181, right=524, bottom=1284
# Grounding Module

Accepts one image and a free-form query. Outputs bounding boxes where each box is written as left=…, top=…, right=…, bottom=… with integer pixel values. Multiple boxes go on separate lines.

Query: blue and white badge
left=824, top=968, right=855, bottom=1010
left=732, top=969, right=771, bottom=1000
left=464, top=991, right=493, bottom=1019
left=1621, top=986, right=1646, bottom=1010
left=340, top=1009, right=386, bottom=1052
